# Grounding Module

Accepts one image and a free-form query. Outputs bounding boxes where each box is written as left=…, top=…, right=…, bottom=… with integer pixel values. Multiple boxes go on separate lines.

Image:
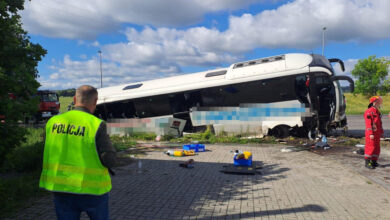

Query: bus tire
left=293, top=127, right=309, bottom=138
left=270, top=125, right=290, bottom=138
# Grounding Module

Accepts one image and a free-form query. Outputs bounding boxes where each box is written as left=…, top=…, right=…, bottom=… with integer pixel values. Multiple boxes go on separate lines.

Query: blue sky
left=21, top=0, right=390, bottom=90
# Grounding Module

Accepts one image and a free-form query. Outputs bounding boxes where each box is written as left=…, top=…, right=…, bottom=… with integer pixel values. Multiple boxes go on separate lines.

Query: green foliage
left=164, top=128, right=276, bottom=144
left=111, top=126, right=276, bottom=145
left=0, top=128, right=46, bottom=218
left=128, top=132, right=157, bottom=140
left=345, top=93, right=390, bottom=115
left=1, top=128, right=44, bottom=172
left=0, top=0, right=46, bottom=161
left=110, top=135, right=137, bottom=151
left=0, top=124, right=27, bottom=163
left=351, top=55, right=390, bottom=96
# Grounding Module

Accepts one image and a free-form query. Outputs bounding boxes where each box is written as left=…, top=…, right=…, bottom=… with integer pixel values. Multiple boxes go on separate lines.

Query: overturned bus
left=95, top=53, right=354, bottom=138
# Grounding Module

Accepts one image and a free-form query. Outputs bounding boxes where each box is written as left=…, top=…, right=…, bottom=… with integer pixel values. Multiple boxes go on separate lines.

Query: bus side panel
left=189, top=101, right=310, bottom=135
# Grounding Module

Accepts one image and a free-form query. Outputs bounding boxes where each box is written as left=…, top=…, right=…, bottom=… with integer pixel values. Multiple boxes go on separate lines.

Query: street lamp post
left=98, top=50, right=103, bottom=88
left=322, top=27, right=326, bottom=56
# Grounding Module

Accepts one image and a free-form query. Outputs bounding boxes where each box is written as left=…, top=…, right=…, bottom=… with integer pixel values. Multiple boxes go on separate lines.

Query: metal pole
left=98, top=50, right=103, bottom=88
left=322, top=27, right=326, bottom=56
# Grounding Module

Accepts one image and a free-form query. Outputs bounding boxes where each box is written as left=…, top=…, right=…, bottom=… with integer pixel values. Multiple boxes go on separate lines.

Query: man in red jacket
left=364, top=96, right=383, bottom=169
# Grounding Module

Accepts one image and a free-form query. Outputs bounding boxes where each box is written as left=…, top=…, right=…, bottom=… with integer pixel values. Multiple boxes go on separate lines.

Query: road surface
left=337, top=114, right=390, bottom=138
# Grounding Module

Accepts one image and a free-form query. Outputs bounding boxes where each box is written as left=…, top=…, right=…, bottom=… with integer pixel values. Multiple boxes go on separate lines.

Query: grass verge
left=345, top=93, right=390, bottom=115
left=59, top=96, right=73, bottom=113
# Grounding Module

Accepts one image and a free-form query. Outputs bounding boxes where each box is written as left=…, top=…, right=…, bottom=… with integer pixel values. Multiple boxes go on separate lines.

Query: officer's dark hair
left=76, top=85, right=98, bottom=105
left=368, top=103, right=373, bottom=109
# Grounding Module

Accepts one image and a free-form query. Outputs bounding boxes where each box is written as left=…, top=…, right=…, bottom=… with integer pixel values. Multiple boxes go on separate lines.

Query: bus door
left=309, top=73, right=336, bottom=135
left=330, top=75, right=354, bottom=124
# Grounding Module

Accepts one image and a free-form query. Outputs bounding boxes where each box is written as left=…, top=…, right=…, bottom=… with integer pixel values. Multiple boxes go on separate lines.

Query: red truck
left=34, top=90, right=60, bottom=121
left=1, top=90, right=60, bottom=123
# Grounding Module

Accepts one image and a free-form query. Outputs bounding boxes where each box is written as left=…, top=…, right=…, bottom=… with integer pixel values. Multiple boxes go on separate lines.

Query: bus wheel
left=271, top=125, right=290, bottom=138
left=293, top=127, right=308, bottom=138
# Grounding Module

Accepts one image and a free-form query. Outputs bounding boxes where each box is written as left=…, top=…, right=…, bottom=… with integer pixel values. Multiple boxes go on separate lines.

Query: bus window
left=184, top=91, right=202, bottom=108
left=95, top=104, right=106, bottom=120
left=201, top=87, right=225, bottom=107
left=295, top=75, right=309, bottom=103
left=135, top=95, right=171, bottom=117
left=104, top=101, right=137, bottom=119
left=169, top=93, right=186, bottom=113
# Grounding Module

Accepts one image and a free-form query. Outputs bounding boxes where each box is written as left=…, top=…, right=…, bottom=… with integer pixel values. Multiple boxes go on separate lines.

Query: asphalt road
left=338, top=115, right=390, bottom=138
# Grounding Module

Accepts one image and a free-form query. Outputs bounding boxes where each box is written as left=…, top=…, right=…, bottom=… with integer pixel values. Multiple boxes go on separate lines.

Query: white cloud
left=22, top=0, right=265, bottom=39
left=111, top=0, right=390, bottom=57
left=333, top=58, right=358, bottom=80
left=23, top=0, right=390, bottom=45
left=49, top=73, right=60, bottom=79
left=40, top=54, right=185, bottom=89
left=37, top=0, right=390, bottom=89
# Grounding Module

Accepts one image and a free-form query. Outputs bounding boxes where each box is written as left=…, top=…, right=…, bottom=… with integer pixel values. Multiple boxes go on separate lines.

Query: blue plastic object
left=234, top=155, right=252, bottom=166
left=183, top=144, right=205, bottom=152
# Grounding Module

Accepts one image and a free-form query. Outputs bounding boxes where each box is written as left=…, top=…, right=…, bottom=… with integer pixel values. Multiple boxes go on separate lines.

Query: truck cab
left=37, top=90, right=60, bottom=120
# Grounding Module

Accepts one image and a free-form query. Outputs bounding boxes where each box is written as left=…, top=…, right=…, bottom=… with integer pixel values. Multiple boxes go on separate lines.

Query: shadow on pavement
left=195, top=204, right=326, bottom=220
left=108, top=158, right=325, bottom=219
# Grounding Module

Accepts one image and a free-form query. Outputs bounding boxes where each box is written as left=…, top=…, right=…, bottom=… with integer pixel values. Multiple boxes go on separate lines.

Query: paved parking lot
left=7, top=144, right=390, bottom=219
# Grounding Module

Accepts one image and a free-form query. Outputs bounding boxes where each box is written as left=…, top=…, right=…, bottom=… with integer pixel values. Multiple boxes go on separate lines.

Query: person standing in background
left=364, top=96, right=383, bottom=169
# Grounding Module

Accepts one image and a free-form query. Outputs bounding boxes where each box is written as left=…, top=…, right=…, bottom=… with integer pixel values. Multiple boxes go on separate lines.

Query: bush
left=0, top=124, right=27, bottom=166
left=1, top=128, right=44, bottom=172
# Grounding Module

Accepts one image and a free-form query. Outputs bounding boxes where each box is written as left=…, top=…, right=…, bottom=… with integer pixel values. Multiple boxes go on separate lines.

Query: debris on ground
left=353, top=144, right=365, bottom=155
left=179, top=159, right=194, bottom=168
left=314, top=135, right=331, bottom=150
left=315, top=141, right=331, bottom=150
left=165, top=149, right=196, bottom=157
left=220, top=164, right=262, bottom=175
left=331, top=139, right=348, bottom=144
left=281, top=145, right=312, bottom=152
left=353, top=148, right=365, bottom=155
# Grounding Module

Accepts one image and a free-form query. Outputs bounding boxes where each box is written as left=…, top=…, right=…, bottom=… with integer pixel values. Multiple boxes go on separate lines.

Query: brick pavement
left=6, top=144, right=390, bottom=219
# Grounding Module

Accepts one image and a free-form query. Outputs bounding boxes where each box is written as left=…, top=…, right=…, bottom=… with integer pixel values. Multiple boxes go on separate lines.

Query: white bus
left=95, top=53, right=354, bottom=138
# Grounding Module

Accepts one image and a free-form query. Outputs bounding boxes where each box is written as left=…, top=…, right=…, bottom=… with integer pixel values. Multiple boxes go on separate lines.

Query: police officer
left=364, top=96, right=383, bottom=169
left=40, top=85, right=116, bottom=219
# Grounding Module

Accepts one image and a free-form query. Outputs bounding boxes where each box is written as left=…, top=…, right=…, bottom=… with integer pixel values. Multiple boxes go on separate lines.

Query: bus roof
left=97, top=53, right=326, bottom=104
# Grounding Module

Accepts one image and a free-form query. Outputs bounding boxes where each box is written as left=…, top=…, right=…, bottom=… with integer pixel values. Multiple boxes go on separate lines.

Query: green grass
left=345, top=93, right=390, bottom=115
left=59, top=96, right=73, bottom=113
left=110, top=135, right=138, bottom=151
left=0, top=128, right=47, bottom=218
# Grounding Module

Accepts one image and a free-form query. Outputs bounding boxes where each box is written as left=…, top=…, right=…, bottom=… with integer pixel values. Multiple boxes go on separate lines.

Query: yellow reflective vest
left=39, top=110, right=111, bottom=195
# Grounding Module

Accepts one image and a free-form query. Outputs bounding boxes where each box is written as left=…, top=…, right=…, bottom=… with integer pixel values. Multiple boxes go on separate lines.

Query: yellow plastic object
left=183, top=150, right=195, bottom=156
left=243, top=151, right=252, bottom=159
left=173, top=151, right=183, bottom=157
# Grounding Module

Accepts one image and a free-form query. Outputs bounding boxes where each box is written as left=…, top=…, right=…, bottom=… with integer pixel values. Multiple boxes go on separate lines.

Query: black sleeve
left=95, top=122, right=117, bottom=168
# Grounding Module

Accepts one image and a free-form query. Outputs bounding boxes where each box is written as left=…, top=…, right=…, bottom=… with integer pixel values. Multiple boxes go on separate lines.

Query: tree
left=0, top=0, right=46, bottom=162
left=351, top=55, right=390, bottom=96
